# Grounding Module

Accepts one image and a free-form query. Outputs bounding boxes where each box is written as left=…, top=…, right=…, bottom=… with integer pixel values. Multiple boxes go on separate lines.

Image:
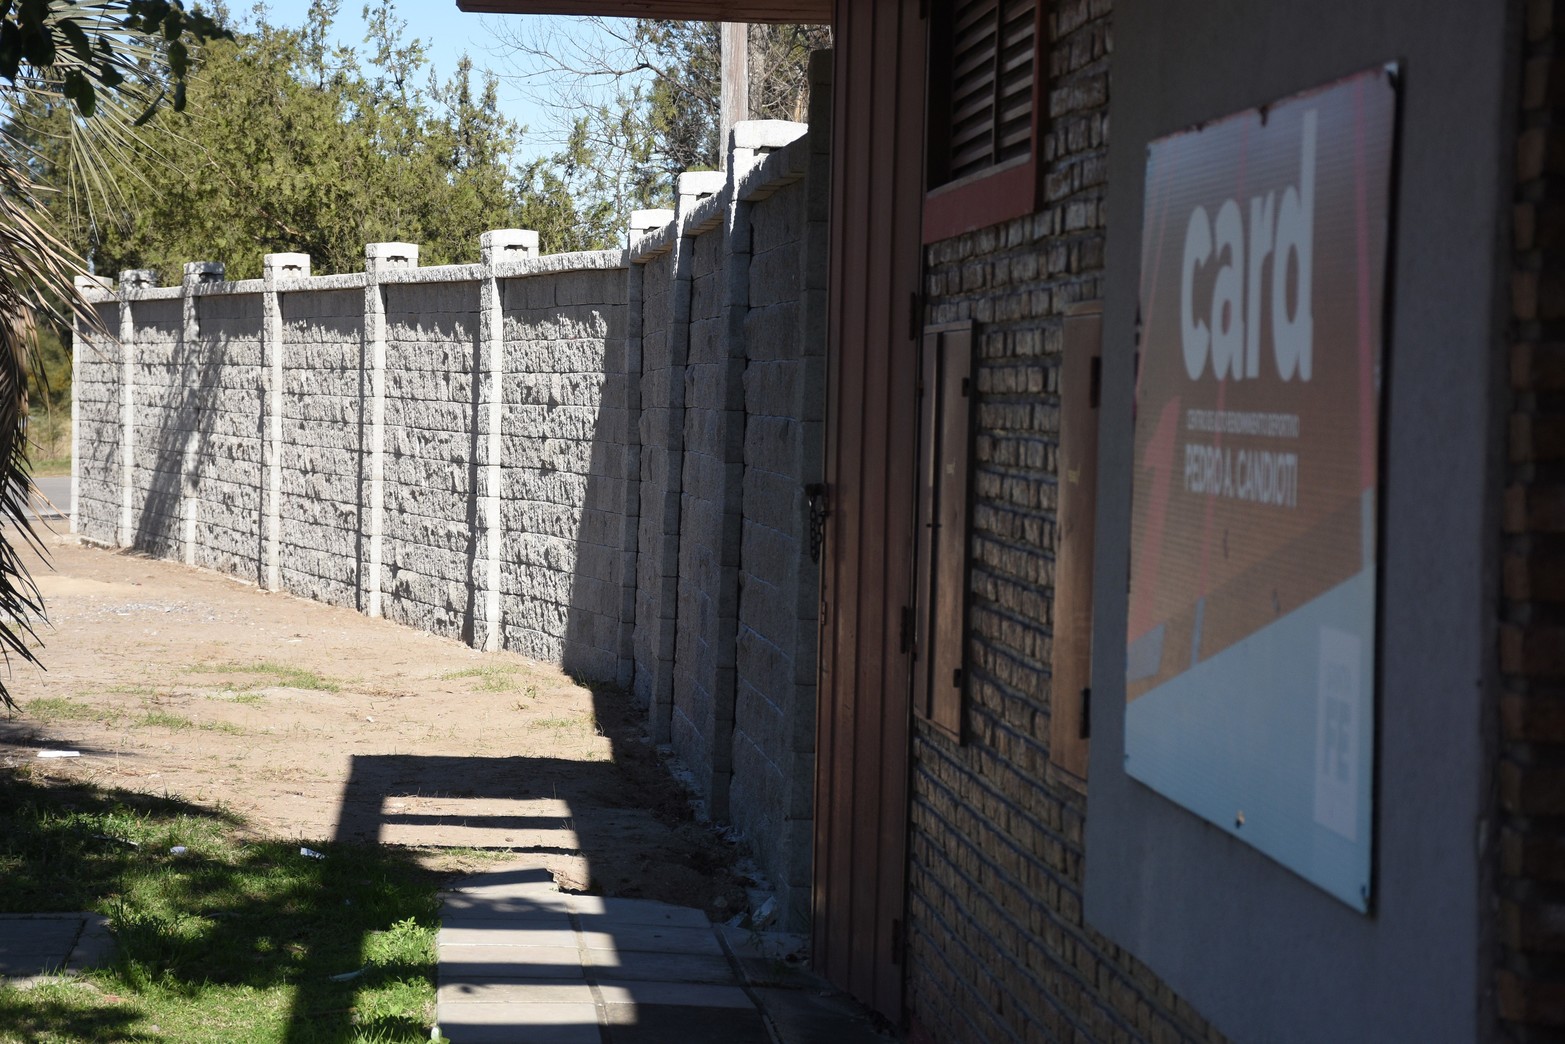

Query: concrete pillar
left=476, top=229, right=537, bottom=651
left=70, top=275, right=113, bottom=536
left=362, top=242, right=418, bottom=618
left=116, top=268, right=156, bottom=547
left=262, top=252, right=309, bottom=592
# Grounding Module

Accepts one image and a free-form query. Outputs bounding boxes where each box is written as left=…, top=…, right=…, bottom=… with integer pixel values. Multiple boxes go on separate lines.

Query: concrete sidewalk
left=437, top=866, right=892, bottom=1044
left=0, top=912, right=113, bottom=987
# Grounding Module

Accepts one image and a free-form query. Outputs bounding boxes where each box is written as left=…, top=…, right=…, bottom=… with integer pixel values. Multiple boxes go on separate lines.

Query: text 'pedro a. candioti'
left=1126, top=66, right=1398, bottom=911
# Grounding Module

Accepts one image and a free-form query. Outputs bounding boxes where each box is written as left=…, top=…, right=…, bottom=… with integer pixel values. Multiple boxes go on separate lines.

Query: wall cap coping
left=631, top=221, right=677, bottom=263
left=737, top=134, right=810, bottom=204
left=481, top=229, right=540, bottom=258
left=731, top=119, right=808, bottom=152
left=263, top=253, right=312, bottom=278
left=681, top=185, right=730, bottom=237
left=492, top=248, right=628, bottom=280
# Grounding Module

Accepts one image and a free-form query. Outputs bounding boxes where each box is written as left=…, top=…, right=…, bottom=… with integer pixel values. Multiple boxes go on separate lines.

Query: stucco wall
left=1085, top=2, right=1515, bottom=1042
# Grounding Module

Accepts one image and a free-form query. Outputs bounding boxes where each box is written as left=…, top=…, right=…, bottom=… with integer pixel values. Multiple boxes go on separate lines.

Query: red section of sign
left=1127, top=68, right=1396, bottom=701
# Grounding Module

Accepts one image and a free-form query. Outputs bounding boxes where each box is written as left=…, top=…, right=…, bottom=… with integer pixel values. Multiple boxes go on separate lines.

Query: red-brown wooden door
left=813, top=0, right=927, bottom=1021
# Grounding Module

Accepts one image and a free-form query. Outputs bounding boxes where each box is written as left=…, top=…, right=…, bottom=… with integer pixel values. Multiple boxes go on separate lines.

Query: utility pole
left=719, top=21, right=749, bottom=169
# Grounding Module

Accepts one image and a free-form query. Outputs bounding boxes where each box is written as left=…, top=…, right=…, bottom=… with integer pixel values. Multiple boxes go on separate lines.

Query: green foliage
left=0, top=2, right=234, bottom=714
left=500, top=19, right=829, bottom=217
left=17, top=1, right=608, bottom=278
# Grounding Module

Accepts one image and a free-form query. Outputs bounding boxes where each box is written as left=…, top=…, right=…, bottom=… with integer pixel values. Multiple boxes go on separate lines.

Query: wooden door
left=813, top=0, right=927, bottom=1021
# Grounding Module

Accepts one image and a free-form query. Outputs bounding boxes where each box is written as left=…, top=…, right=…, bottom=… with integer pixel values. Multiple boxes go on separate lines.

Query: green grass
left=133, top=711, right=193, bottom=731
left=439, top=666, right=520, bottom=693
left=0, top=774, right=444, bottom=1042
left=24, top=699, right=120, bottom=726
left=533, top=715, right=596, bottom=732
left=201, top=662, right=341, bottom=694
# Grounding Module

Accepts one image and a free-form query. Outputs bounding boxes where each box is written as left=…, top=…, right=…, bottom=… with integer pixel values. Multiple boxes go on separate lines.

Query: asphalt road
left=24, top=475, right=70, bottom=521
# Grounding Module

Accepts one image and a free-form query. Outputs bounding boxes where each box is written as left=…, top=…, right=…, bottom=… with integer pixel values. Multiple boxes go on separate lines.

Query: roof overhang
left=455, top=0, right=831, bottom=24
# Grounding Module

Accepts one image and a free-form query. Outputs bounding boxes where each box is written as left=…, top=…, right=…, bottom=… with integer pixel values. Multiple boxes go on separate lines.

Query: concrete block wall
left=906, top=5, right=1224, bottom=1042
left=188, top=284, right=265, bottom=581
left=728, top=66, right=833, bottom=928
left=277, top=287, right=366, bottom=610
left=382, top=279, right=481, bottom=643
left=71, top=296, right=122, bottom=539
left=125, top=293, right=187, bottom=559
left=71, top=114, right=829, bottom=933
left=672, top=189, right=736, bottom=819
left=632, top=220, right=685, bottom=740
left=498, top=260, right=630, bottom=681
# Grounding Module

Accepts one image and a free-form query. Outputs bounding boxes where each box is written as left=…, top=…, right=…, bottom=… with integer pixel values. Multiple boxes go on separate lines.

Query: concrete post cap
left=630, top=209, right=675, bottom=235
left=365, top=242, right=420, bottom=268
left=183, top=261, right=225, bottom=283
left=263, top=253, right=312, bottom=278
left=676, top=171, right=726, bottom=200
left=481, top=229, right=540, bottom=258
left=119, top=269, right=158, bottom=289
left=731, top=120, right=808, bottom=152
left=74, top=275, right=113, bottom=292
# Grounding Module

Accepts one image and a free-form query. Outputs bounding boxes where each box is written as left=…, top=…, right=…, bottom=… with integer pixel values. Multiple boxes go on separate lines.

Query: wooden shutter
left=913, top=321, right=975, bottom=740
left=1049, top=303, right=1100, bottom=780
left=931, top=0, right=1037, bottom=185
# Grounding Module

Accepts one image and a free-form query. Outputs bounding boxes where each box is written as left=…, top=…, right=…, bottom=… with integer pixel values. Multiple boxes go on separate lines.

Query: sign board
left=1125, top=67, right=1396, bottom=910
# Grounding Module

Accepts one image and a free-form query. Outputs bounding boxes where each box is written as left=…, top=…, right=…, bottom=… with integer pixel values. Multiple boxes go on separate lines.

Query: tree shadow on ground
left=0, top=759, right=442, bottom=1043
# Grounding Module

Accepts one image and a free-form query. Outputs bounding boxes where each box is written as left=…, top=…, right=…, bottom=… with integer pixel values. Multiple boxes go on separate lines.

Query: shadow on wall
left=129, top=265, right=266, bottom=578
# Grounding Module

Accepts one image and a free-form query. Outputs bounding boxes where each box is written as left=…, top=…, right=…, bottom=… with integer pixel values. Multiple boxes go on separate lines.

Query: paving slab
left=439, top=978, right=596, bottom=1005
left=583, top=949, right=737, bottom=984
left=578, top=923, right=724, bottom=955
left=0, top=913, right=113, bottom=985
left=441, top=944, right=586, bottom=980
left=438, top=924, right=578, bottom=948
left=602, top=1002, right=771, bottom=1043
left=436, top=872, right=894, bottom=1044
left=438, top=1001, right=601, bottom=1044
left=595, top=981, right=753, bottom=1008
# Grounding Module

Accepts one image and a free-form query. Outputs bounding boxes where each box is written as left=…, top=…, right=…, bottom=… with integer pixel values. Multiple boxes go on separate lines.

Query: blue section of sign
left=1125, top=565, right=1376, bottom=910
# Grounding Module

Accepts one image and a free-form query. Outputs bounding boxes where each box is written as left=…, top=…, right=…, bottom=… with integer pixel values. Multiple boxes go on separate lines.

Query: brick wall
left=1501, top=0, right=1565, bottom=1035
left=906, top=3, right=1226, bottom=1041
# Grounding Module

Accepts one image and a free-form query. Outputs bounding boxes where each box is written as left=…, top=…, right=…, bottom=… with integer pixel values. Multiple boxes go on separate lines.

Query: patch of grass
left=439, top=665, right=520, bottom=693
left=200, top=662, right=340, bottom=693
left=0, top=774, right=443, bottom=1042
left=533, top=715, right=595, bottom=732
left=24, top=698, right=118, bottom=726
left=133, top=711, right=192, bottom=731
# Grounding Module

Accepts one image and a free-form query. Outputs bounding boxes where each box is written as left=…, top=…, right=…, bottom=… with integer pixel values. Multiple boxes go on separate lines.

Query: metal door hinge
left=806, top=483, right=831, bottom=563
left=1080, top=686, right=1091, bottom=740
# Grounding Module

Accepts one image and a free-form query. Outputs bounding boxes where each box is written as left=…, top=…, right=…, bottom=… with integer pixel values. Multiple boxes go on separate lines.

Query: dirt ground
left=0, top=529, right=750, bottom=919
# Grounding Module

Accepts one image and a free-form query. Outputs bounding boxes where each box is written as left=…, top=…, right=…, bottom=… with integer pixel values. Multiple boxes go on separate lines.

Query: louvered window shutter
left=931, top=0, right=1037, bottom=187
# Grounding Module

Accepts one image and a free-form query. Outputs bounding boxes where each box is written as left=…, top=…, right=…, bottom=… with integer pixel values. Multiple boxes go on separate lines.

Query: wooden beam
left=455, top=0, right=831, bottom=25
left=719, top=21, right=749, bottom=166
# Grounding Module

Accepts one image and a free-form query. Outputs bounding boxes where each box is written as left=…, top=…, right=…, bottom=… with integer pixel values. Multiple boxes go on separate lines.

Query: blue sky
left=244, top=2, right=622, bottom=160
